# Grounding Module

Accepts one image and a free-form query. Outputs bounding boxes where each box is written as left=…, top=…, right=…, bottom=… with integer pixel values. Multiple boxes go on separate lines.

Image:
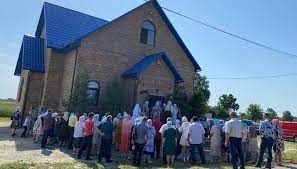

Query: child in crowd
left=33, top=116, right=42, bottom=143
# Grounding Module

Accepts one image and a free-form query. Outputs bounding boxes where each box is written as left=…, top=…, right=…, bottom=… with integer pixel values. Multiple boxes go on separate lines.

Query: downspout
left=70, top=48, right=79, bottom=102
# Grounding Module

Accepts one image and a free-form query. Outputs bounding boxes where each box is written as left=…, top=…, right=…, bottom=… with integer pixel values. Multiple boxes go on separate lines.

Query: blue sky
left=0, top=0, right=296, bottom=116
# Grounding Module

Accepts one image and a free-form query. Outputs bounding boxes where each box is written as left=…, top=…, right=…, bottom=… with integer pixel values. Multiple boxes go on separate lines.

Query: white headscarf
left=16, top=107, right=20, bottom=112
left=101, top=116, right=107, bottom=123
left=93, top=114, right=101, bottom=127
left=63, top=111, right=69, bottom=121
left=182, top=116, right=188, bottom=123
left=166, top=121, right=175, bottom=129
left=132, top=104, right=141, bottom=118
left=165, top=101, right=172, bottom=112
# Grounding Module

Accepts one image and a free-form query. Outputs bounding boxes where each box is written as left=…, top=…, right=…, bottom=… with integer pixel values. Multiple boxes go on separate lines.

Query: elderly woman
left=163, top=120, right=177, bottom=168
left=179, top=116, right=191, bottom=163
left=92, top=114, right=101, bottom=155
left=73, top=116, right=85, bottom=156
left=132, top=104, right=141, bottom=119
left=33, top=116, right=42, bottom=143
left=11, top=107, right=21, bottom=136
left=120, top=113, right=133, bottom=159
left=210, top=119, right=222, bottom=163
left=57, top=112, right=69, bottom=146
left=113, top=113, right=123, bottom=151
left=272, top=119, right=284, bottom=166
left=143, top=119, right=156, bottom=163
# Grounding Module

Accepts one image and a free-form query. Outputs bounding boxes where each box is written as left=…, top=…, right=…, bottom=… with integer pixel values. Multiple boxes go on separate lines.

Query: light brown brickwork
left=16, top=1, right=197, bottom=113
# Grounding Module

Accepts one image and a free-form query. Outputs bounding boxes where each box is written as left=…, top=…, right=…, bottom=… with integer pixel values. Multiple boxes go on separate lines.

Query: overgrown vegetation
left=101, top=79, right=129, bottom=116
left=63, top=71, right=91, bottom=115
left=0, top=101, right=15, bottom=117
left=173, top=72, right=210, bottom=118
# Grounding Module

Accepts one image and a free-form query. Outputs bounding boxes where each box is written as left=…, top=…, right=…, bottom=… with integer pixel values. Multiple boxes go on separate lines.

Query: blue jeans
left=229, top=137, right=245, bottom=169
left=255, top=137, right=273, bottom=167
left=190, top=144, right=206, bottom=164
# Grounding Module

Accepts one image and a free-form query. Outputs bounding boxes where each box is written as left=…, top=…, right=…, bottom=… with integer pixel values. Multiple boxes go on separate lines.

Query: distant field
left=0, top=102, right=15, bottom=117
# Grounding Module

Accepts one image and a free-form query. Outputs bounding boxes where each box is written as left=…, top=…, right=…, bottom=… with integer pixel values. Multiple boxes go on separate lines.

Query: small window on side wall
left=87, top=81, right=100, bottom=106
left=140, top=21, right=155, bottom=45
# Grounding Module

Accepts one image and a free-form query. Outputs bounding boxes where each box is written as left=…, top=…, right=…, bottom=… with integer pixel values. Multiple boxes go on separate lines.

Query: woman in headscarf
left=113, top=113, right=123, bottom=151
left=11, top=107, right=21, bottom=136
left=132, top=104, right=141, bottom=119
left=163, top=101, right=172, bottom=123
left=152, top=101, right=161, bottom=119
left=272, top=119, right=284, bottom=166
left=73, top=116, right=85, bottom=156
left=92, top=114, right=101, bottom=155
left=120, top=113, right=133, bottom=159
left=241, top=122, right=249, bottom=162
left=171, top=104, right=178, bottom=125
left=143, top=119, right=156, bottom=163
left=57, top=112, right=69, bottom=146
left=175, top=119, right=182, bottom=159
left=33, top=115, right=42, bottom=143
left=178, top=116, right=191, bottom=163
left=143, top=101, right=150, bottom=118
left=163, top=120, right=177, bottom=168
left=210, top=119, right=222, bottom=163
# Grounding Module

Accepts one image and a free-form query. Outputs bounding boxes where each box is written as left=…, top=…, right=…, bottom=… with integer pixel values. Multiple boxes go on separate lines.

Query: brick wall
left=75, top=1, right=195, bottom=111
left=137, top=59, right=175, bottom=104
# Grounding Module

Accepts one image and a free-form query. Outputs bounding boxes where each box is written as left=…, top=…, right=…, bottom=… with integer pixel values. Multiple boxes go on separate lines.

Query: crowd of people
left=10, top=101, right=285, bottom=169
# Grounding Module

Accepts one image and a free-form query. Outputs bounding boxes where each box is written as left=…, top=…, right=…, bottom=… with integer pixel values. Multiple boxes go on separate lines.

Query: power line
left=144, top=0, right=297, bottom=58
left=208, top=73, right=297, bottom=80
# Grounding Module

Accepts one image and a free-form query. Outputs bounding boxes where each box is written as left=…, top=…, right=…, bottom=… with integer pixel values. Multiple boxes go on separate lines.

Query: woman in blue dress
left=143, top=119, right=156, bottom=163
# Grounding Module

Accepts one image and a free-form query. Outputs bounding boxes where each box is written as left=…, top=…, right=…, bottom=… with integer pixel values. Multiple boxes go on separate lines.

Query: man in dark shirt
left=97, top=115, right=114, bottom=163
left=132, top=117, right=148, bottom=166
left=41, top=109, right=54, bottom=148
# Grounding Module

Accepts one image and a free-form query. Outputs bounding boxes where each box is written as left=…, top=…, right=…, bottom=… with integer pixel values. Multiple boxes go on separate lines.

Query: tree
left=189, top=72, right=210, bottom=117
left=266, top=108, right=278, bottom=119
left=101, top=79, right=128, bottom=115
left=217, top=94, right=240, bottom=111
left=239, top=112, right=249, bottom=119
left=247, top=104, right=263, bottom=121
left=283, top=111, right=293, bottom=121
left=173, top=72, right=210, bottom=118
left=64, top=71, right=90, bottom=115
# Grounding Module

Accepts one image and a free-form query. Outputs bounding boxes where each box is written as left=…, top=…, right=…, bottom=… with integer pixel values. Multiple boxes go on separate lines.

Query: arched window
left=140, top=21, right=155, bottom=45
left=87, top=81, right=100, bottom=105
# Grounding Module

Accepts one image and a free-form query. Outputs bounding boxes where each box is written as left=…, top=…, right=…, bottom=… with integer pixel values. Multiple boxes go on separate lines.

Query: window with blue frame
left=140, top=21, right=155, bottom=45
left=87, top=81, right=100, bottom=106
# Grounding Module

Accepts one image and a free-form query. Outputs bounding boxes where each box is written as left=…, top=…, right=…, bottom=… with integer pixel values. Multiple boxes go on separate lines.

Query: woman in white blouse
left=178, top=116, right=191, bottom=163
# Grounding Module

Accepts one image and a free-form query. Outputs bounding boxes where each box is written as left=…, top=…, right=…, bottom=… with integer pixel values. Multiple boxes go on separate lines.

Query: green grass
left=0, top=101, right=15, bottom=117
left=283, top=141, right=297, bottom=163
left=0, top=117, right=10, bottom=122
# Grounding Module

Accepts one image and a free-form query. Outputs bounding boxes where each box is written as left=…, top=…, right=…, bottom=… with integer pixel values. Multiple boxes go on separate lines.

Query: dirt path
left=0, top=121, right=78, bottom=164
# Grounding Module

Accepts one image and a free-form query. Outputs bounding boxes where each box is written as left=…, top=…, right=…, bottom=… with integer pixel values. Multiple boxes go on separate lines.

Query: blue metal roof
left=14, top=35, right=45, bottom=76
left=122, top=52, right=183, bottom=83
left=35, top=2, right=108, bottom=50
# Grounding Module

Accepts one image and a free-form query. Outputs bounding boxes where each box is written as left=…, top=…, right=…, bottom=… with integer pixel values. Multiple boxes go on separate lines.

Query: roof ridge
left=43, top=1, right=109, bottom=22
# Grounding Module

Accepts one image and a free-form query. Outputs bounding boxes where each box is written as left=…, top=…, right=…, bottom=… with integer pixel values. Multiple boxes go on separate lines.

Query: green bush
left=0, top=110, right=13, bottom=117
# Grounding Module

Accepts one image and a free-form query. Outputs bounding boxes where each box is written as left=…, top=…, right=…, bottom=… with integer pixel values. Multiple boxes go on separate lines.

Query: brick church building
left=14, top=0, right=201, bottom=114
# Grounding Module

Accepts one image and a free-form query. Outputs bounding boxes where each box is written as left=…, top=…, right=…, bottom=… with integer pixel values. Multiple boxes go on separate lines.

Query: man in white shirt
left=225, top=111, right=245, bottom=169
left=188, top=116, right=206, bottom=164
